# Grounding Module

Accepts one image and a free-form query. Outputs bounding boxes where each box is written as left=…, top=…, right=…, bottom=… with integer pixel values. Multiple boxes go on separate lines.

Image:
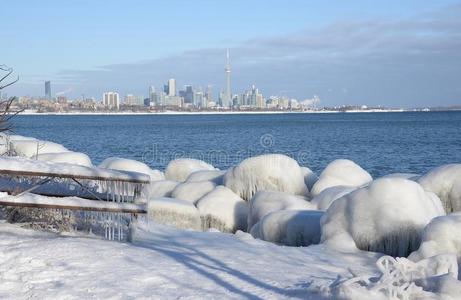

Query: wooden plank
left=0, top=169, right=150, bottom=184
left=0, top=200, right=147, bottom=214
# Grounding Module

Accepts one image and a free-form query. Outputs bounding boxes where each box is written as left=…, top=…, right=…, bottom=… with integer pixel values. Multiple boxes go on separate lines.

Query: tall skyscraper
left=45, top=81, right=51, bottom=100
left=205, top=85, right=213, bottom=104
left=168, top=78, right=176, bottom=96
left=223, top=49, right=232, bottom=108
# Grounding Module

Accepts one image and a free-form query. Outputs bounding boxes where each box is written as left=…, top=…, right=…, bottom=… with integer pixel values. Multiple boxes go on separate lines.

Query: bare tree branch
left=0, top=65, right=22, bottom=134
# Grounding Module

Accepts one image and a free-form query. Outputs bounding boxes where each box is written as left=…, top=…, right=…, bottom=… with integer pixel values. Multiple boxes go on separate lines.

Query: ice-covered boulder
left=381, top=173, right=420, bottom=181
left=409, top=213, right=461, bottom=266
left=196, top=186, right=248, bottom=233
left=147, top=197, right=201, bottom=230
left=99, top=157, right=164, bottom=181
left=223, top=154, right=308, bottom=201
left=33, top=152, right=93, bottom=167
left=418, top=164, right=461, bottom=213
left=247, top=191, right=315, bottom=231
left=171, top=181, right=216, bottom=204
left=144, top=180, right=180, bottom=199
left=301, top=167, right=319, bottom=191
left=310, top=186, right=356, bottom=211
left=251, top=210, right=323, bottom=247
left=310, top=159, right=372, bottom=197
left=9, top=139, right=69, bottom=158
left=185, top=170, right=226, bottom=185
left=165, top=158, right=216, bottom=182
left=321, top=178, right=445, bottom=257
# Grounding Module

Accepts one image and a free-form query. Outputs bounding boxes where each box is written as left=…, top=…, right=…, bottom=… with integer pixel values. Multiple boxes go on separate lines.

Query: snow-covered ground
left=0, top=221, right=379, bottom=299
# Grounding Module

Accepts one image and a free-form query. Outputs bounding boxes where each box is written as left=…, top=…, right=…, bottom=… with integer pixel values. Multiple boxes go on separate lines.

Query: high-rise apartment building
left=45, top=81, right=51, bottom=100
left=103, top=92, right=120, bottom=109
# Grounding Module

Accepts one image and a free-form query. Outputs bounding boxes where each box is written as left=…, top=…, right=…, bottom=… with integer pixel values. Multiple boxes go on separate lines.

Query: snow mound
left=310, top=159, right=372, bottom=197
left=165, top=158, right=216, bottom=182
left=321, top=178, right=445, bottom=257
left=33, top=152, right=93, bottom=167
left=329, top=254, right=460, bottom=300
left=301, top=166, right=319, bottom=191
left=310, top=186, right=356, bottom=211
left=409, top=213, right=461, bottom=268
left=250, top=210, right=323, bottom=247
left=247, top=191, right=315, bottom=231
left=99, top=157, right=164, bottom=181
left=144, top=180, right=180, bottom=199
left=223, top=154, right=308, bottom=201
left=381, top=173, right=420, bottom=181
left=186, top=170, right=226, bottom=185
left=147, top=197, right=201, bottom=230
left=418, top=164, right=461, bottom=213
left=196, top=186, right=248, bottom=233
left=171, top=181, right=216, bottom=204
left=9, top=139, right=69, bottom=158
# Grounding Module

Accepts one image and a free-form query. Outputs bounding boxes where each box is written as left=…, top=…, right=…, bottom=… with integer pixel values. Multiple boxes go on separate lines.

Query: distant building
left=184, top=85, right=193, bottom=104
left=124, top=94, right=143, bottom=106
left=205, top=85, right=213, bottom=104
left=103, top=92, right=120, bottom=109
left=45, top=81, right=51, bottom=100
left=168, top=78, right=176, bottom=96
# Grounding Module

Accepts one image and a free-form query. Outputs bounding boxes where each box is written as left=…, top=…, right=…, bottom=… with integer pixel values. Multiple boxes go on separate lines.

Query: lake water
left=12, top=112, right=461, bottom=177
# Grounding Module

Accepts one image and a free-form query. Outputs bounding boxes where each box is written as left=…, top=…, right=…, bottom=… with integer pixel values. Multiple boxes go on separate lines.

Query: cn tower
left=225, top=49, right=232, bottom=107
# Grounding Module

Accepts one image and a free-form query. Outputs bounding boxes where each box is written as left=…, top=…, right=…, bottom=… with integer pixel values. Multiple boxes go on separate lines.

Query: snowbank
left=247, top=191, right=315, bottom=231
left=250, top=210, right=323, bottom=247
left=310, top=159, right=372, bottom=197
left=9, top=139, right=69, bottom=158
left=185, top=169, right=226, bottom=185
left=418, top=164, right=461, bottom=213
left=99, top=157, right=164, bottom=181
left=223, top=154, right=308, bottom=201
left=165, top=158, right=216, bottom=182
left=33, top=151, right=93, bottom=167
left=321, top=178, right=445, bottom=256
left=301, top=166, right=318, bottom=191
left=144, top=180, right=180, bottom=199
left=409, top=213, right=461, bottom=267
left=147, top=197, right=201, bottom=230
left=196, top=186, right=248, bottom=233
left=310, top=185, right=356, bottom=211
left=171, top=181, right=216, bottom=204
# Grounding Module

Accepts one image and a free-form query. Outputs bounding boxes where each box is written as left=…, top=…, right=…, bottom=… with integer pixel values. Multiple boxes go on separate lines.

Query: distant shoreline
left=17, top=109, right=420, bottom=116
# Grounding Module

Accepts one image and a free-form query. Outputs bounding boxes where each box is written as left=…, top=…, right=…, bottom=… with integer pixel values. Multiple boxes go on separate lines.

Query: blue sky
left=2, top=0, right=461, bottom=107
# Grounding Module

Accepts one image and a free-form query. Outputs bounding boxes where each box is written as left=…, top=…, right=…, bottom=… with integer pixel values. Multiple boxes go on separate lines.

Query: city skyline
left=2, top=1, right=461, bottom=107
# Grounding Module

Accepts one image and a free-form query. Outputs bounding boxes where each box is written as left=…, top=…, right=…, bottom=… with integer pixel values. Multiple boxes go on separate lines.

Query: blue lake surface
left=12, top=112, right=461, bottom=177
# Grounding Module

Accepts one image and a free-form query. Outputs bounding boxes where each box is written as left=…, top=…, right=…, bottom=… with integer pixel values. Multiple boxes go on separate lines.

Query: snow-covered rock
left=196, top=186, right=248, bottom=233
left=409, top=213, right=461, bottom=267
left=165, top=158, right=216, bottom=182
left=418, top=164, right=461, bottom=213
left=223, top=154, right=308, bottom=201
left=250, top=210, right=323, bottom=247
left=33, top=152, right=93, bottom=167
left=381, top=173, right=420, bottom=181
left=9, top=139, right=69, bottom=158
left=144, top=180, right=180, bottom=199
left=310, top=159, right=372, bottom=197
left=247, top=191, right=315, bottom=231
left=301, top=167, right=319, bottom=191
left=185, top=170, right=226, bottom=185
left=171, top=181, right=216, bottom=204
left=310, top=186, right=356, bottom=211
left=147, top=197, right=201, bottom=230
left=321, top=178, right=445, bottom=257
left=99, top=157, right=164, bottom=181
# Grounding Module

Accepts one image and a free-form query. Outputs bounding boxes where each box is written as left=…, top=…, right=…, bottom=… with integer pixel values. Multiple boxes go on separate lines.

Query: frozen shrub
left=310, top=159, right=372, bottom=197
left=186, top=170, right=226, bottom=185
left=223, top=154, right=308, bottom=201
left=250, top=210, right=323, bottom=247
left=418, top=164, right=461, bottom=213
left=321, top=178, right=445, bottom=257
left=165, top=158, right=216, bottom=182
left=247, top=191, right=315, bottom=231
left=147, top=197, right=201, bottom=230
left=171, top=181, right=216, bottom=204
left=196, top=186, right=248, bottom=233
left=99, top=157, right=164, bottom=181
